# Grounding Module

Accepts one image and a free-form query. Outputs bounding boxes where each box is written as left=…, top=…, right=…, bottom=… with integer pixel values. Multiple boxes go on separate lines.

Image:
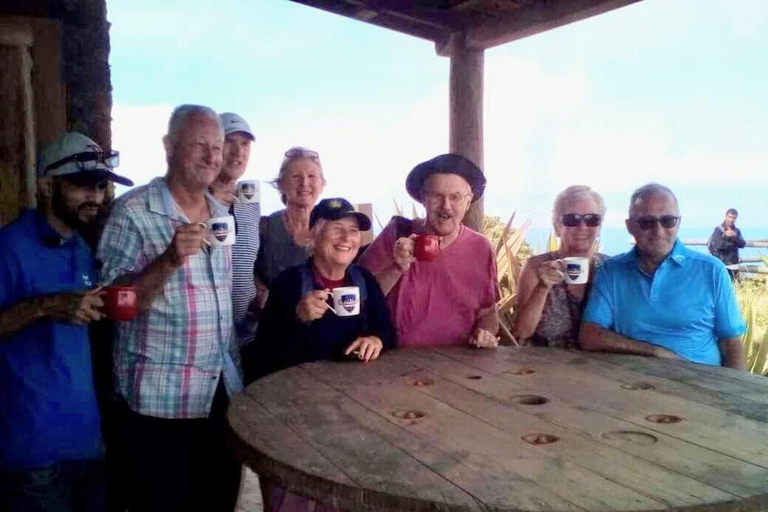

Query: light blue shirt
left=582, top=240, right=745, bottom=366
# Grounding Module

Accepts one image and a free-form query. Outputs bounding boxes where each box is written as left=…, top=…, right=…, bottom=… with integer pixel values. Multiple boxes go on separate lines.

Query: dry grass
left=736, top=278, right=768, bottom=375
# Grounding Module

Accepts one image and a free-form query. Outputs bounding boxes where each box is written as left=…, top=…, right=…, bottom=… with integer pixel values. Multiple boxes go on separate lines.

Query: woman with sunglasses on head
left=254, top=147, right=326, bottom=308
left=512, top=185, right=607, bottom=348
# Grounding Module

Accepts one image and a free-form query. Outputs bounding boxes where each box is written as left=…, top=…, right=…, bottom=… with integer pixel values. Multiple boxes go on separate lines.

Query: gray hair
left=628, top=183, right=678, bottom=217
left=166, top=104, right=222, bottom=145
left=552, top=185, right=606, bottom=226
left=270, top=147, right=326, bottom=205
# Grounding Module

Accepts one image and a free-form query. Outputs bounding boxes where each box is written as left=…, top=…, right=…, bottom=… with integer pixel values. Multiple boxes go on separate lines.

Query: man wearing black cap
left=0, top=131, right=132, bottom=511
left=359, top=154, right=500, bottom=348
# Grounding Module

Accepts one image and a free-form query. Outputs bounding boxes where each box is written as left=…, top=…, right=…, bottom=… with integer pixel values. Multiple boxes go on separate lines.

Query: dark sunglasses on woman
left=561, top=213, right=602, bottom=228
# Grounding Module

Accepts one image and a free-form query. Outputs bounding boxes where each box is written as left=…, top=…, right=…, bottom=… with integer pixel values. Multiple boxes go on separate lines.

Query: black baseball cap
left=309, top=198, right=371, bottom=231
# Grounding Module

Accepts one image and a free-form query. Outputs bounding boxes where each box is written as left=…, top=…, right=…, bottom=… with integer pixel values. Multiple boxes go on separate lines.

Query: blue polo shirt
left=582, top=240, right=745, bottom=366
left=0, top=209, right=103, bottom=470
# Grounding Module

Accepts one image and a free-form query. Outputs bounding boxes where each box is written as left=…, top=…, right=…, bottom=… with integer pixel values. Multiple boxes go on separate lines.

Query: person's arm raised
left=736, top=229, right=747, bottom=249
left=512, top=259, right=564, bottom=342
left=368, top=235, right=417, bottom=296
left=129, top=222, right=209, bottom=310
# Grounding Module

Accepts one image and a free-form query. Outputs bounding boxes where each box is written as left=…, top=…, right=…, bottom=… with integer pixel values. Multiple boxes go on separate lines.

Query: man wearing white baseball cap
left=0, top=131, right=132, bottom=511
left=210, top=112, right=261, bottom=349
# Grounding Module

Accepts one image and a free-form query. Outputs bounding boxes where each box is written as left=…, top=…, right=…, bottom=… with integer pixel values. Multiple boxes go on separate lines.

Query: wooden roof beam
left=464, top=0, right=642, bottom=50
left=291, top=0, right=456, bottom=45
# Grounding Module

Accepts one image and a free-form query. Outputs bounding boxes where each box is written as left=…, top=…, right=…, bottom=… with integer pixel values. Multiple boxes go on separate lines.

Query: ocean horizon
left=524, top=226, right=768, bottom=259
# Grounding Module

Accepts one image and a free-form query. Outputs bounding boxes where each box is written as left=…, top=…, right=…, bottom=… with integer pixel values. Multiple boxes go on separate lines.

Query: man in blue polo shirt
left=580, top=183, right=746, bottom=369
left=0, top=132, right=132, bottom=511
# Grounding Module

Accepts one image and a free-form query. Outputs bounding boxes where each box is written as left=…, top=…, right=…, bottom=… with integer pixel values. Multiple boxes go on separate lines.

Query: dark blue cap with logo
left=310, top=198, right=371, bottom=231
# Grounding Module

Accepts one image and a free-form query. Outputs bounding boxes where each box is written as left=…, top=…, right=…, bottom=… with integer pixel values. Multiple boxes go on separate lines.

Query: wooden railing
left=682, top=239, right=768, bottom=274
left=682, top=239, right=768, bottom=248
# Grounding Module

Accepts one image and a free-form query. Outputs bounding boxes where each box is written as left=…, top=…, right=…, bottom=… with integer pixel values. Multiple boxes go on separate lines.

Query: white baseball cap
left=219, top=112, right=255, bottom=141
left=37, top=132, right=133, bottom=186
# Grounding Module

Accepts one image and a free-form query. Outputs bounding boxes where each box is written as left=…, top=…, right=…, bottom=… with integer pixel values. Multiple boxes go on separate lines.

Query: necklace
left=283, top=211, right=311, bottom=249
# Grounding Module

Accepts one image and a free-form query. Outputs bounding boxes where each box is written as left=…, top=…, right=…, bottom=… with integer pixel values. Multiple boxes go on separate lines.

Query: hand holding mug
left=536, top=260, right=566, bottom=288
left=414, top=234, right=439, bottom=262
left=393, top=235, right=417, bottom=272
left=104, top=285, right=139, bottom=321
left=345, top=335, right=383, bottom=362
left=296, top=289, right=331, bottom=322
left=212, top=181, right=238, bottom=206
left=469, top=328, right=500, bottom=349
left=166, top=222, right=208, bottom=267
left=48, top=287, right=105, bottom=325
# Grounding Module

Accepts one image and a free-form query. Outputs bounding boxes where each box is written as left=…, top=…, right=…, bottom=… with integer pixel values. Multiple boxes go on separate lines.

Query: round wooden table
left=228, top=346, right=768, bottom=511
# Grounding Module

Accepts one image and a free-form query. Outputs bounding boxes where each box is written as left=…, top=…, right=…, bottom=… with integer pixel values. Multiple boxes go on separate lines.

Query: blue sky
left=107, top=0, right=768, bottom=237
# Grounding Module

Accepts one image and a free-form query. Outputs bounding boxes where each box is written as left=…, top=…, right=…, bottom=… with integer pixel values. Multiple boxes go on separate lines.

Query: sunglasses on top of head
left=631, top=215, right=680, bottom=230
left=284, top=147, right=319, bottom=160
left=561, top=213, right=602, bottom=228
left=45, top=151, right=119, bottom=175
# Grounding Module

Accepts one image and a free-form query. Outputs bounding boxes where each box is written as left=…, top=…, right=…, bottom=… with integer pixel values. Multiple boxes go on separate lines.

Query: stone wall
left=1, top=0, right=112, bottom=150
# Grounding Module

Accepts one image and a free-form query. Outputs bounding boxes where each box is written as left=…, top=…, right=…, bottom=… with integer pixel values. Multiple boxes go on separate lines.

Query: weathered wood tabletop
left=228, top=346, right=768, bottom=511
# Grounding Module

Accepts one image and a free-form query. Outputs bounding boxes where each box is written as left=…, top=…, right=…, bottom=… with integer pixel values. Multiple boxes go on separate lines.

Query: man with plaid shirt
left=97, top=105, right=242, bottom=511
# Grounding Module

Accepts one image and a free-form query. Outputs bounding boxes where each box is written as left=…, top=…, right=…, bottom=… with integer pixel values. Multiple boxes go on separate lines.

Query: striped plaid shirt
left=97, top=177, right=241, bottom=419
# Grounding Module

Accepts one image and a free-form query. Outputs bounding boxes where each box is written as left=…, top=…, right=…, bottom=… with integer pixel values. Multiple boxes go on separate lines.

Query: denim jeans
left=0, top=459, right=106, bottom=512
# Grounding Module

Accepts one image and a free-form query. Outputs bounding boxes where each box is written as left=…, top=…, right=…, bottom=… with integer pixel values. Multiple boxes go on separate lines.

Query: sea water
left=525, top=226, right=768, bottom=259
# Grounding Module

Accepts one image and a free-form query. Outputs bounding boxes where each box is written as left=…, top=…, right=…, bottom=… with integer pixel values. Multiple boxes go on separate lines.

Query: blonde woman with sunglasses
left=512, top=185, right=607, bottom=348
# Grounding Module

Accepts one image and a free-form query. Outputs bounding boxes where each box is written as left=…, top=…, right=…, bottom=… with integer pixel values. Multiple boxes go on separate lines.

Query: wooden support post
left=448, top=33, right=484, bottom=232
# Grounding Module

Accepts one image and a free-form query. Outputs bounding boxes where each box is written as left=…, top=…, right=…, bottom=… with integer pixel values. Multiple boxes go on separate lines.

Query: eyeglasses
left=424, top=191, right=472, bottom=207
left=45, top=151, right=120, bottom=175
left=284, top=147, right=319, bottom=160
left=631, top=215, right=680, bottom=230
left=561, top=213, right=602, bottom=228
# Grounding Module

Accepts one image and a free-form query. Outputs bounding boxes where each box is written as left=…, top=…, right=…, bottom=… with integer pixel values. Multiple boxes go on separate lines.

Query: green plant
left=736, top=279, right=768, bottom=375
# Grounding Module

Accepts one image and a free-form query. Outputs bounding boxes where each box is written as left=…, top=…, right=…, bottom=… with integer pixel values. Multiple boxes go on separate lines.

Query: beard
left=51, top=182, right=99, bottom=232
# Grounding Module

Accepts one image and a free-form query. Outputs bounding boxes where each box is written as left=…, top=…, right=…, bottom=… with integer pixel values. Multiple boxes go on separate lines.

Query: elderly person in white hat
left=209, top=112, right=260, bottom=348
left=0, top=132, right=132, bottom=511
left=359, top=153, right=500, bottom=348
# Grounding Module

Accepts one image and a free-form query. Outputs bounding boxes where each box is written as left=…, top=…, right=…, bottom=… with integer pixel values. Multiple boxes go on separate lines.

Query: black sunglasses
left=45, top=151, right=120, bottom=174
left=631, top=215, right=680, bottom=230
left=561, top=213, right=602, bottom=228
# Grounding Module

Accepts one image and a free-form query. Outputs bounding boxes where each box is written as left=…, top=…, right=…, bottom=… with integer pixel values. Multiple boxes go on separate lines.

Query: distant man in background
left=97, top=105, right=242, bottom=511
left=0, top=132, right=132, bottom=511
left=580, top=183, right=746, bottom=369
left=209, top=112, right=260, bottom=349
left=708, top=208, right=746, bottom=280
